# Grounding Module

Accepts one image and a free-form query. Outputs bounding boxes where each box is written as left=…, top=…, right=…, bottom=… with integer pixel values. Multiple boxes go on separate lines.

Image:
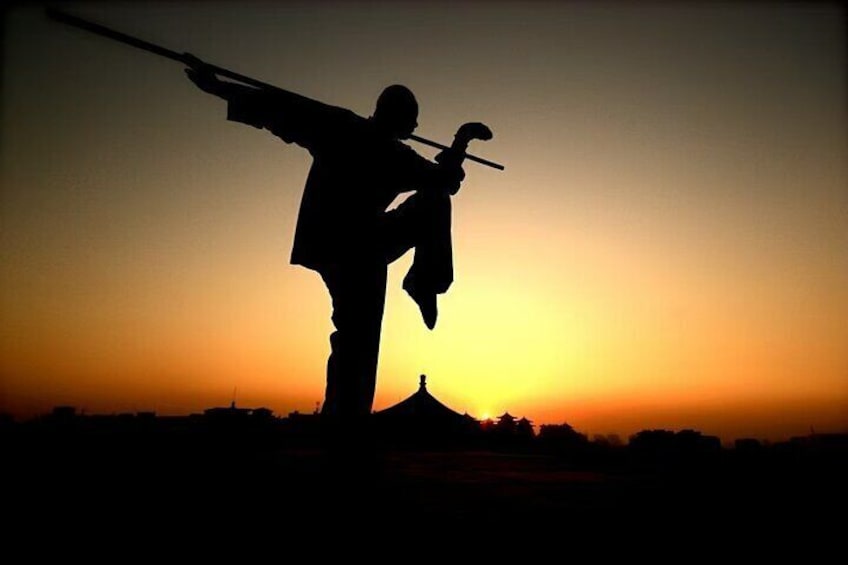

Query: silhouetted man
left=185, top=58, right=474, bottom=433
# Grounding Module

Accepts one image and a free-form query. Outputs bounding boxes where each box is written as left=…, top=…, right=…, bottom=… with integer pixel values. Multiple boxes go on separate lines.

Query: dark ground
left=5, top=423, right=845, bottom=553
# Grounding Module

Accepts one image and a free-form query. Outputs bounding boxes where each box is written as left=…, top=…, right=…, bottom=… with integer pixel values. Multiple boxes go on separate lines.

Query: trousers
left=318, top=190, right=452, bottom=419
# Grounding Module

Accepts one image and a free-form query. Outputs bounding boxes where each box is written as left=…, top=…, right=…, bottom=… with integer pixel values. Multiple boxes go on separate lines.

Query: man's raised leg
left=383, top=190, right=453, bottom=329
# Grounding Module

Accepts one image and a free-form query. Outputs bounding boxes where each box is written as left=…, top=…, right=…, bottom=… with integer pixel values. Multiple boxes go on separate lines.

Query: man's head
left=373, top=84, right=418, bottom=139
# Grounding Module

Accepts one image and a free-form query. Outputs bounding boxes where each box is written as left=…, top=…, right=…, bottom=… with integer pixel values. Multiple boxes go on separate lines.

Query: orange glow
left=2, top=3, right=847, bottom=444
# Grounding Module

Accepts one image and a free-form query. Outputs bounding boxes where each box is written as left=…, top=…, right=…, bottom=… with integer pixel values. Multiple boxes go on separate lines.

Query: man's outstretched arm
left=185, top=55, right=287, bottom=133
left=184, top=54, right=344, bottom=148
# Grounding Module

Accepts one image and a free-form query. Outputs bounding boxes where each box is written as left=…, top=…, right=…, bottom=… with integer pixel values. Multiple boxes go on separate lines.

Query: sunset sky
left=2, top=1, right=846, bottom=443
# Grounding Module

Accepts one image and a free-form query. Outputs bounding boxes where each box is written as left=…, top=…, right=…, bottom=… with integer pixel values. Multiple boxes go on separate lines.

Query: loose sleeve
left=224, top=85, right=348, bottom=152
left=399, top=146, right=465, bottom=195
left=226, top=85, right=271, bottom=129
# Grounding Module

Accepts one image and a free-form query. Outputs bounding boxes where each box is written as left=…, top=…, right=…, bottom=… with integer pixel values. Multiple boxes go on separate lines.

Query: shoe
left=416, top=292, right=438, bottom=330
left=403, top=276, right=438, bottom=330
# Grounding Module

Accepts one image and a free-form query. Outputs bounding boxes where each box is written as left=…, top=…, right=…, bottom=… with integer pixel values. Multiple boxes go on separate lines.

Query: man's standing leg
left=319, top=257, right=387, bottom=427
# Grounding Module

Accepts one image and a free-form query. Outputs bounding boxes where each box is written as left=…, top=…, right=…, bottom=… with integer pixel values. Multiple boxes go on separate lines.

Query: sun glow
left=2, top=3, right=847, bottom=443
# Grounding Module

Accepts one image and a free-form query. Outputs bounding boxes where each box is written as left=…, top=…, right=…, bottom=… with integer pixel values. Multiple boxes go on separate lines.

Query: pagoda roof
left=375, top=375, right=466, bottom=423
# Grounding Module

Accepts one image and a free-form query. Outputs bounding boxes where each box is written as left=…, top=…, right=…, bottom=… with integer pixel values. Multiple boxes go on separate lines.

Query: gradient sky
left=2, top=1, right=846, bottom=442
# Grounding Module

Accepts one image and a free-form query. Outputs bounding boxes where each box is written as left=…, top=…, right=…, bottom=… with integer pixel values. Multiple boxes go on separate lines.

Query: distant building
left=629, top=429, right=721, bottom=458
left=50, top=406, right=78, bottom=420
left=374, top=375, right=480, bottom=447
left=482, top=411, right=536, bottom=448
left=204, top=401, right=252, bottom=422
left=539, top=422, right=589, bottom=450
left=789, top=433, right=848, bottom=452
left=43, top=406, right=80, bottom=429
left=202, top=401, right=276, bottom=428
left=495, top=412, right=517, bottom=433
left=734, top=438, right=762, bottom=452
left=251, top=407, right=274, bottom=421
left=516, top=417, right=535, bottom=439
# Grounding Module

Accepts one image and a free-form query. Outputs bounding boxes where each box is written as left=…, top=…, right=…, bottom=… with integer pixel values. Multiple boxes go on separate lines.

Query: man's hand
left=455, top=122, right=493, bottom=147
left=434, top=122, right=491, bottom=195
left=183, top=53, right=219, bottom=94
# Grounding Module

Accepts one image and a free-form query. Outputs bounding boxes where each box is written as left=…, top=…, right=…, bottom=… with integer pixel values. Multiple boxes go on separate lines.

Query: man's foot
left=416, top=292, right=438, bottom=330
left=403, top=277, right=438, bottom=330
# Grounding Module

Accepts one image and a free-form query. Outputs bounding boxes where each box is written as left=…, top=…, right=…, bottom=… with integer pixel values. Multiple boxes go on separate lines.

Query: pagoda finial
left=419, top=374, right=427, bottom=390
